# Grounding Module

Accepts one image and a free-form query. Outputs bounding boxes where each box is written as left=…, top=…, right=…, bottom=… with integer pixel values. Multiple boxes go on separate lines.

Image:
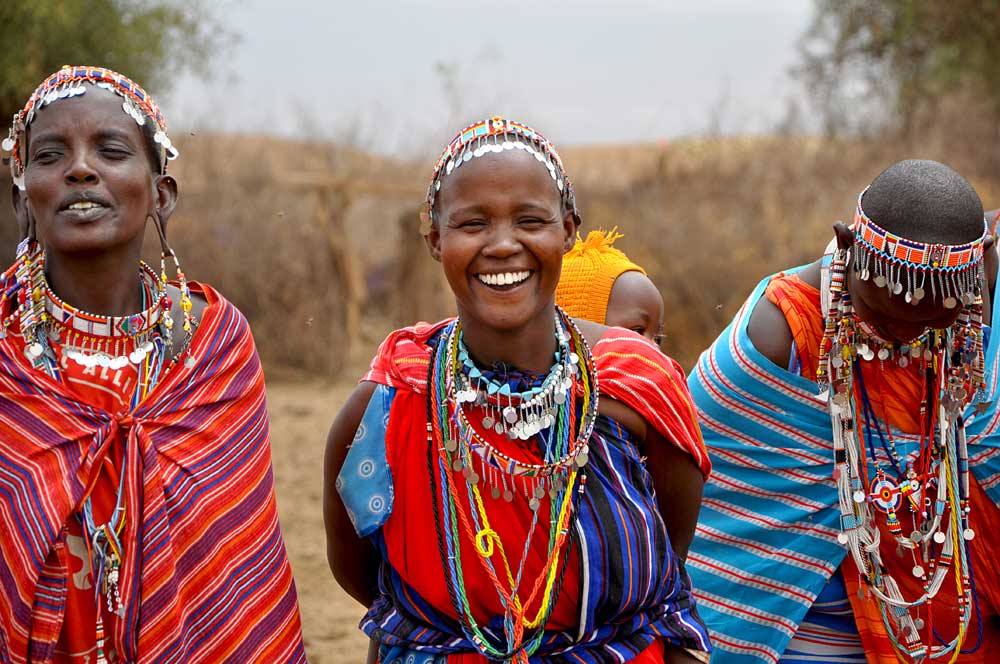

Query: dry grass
left=267, top=379, right=370, bottom=663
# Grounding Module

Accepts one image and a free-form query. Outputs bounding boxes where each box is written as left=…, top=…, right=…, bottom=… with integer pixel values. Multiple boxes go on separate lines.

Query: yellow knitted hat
left=555, top=228, right=646, bottom=324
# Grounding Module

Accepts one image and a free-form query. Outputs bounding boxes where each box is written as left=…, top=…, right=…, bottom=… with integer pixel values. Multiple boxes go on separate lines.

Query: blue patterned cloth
left=337, top=384, right=395, bottom=537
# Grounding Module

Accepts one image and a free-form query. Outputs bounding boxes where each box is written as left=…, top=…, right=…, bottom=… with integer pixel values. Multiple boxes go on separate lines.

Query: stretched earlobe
left=833, top=220, right=854, bottom=252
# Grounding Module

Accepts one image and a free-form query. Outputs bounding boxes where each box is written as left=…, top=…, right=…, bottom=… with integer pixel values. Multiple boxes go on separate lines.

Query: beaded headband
left=852, top=186, right=988, bottom=307
left=422, top=116, right=578, bottom=233
left=1, top=65, right=178, bottom=190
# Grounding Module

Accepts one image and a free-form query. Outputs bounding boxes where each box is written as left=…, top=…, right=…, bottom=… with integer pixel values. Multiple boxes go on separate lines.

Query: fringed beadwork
left=819, top=225, right=986, bottom=660
left=852, top=186, right=988, bottom=307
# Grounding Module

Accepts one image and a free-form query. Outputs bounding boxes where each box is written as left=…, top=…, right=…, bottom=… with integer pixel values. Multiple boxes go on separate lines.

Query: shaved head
left=862, top=160, right=984, bottom=245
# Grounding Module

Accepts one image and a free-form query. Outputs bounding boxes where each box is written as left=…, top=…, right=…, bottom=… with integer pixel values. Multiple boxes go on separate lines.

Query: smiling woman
left=324, top=117, right=714, bottom=664
left=0, top=66, right=305, bottom=663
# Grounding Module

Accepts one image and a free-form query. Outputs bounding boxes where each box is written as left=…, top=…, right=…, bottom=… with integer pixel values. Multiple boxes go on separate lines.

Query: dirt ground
left=267, top=380, right=371, bottom=663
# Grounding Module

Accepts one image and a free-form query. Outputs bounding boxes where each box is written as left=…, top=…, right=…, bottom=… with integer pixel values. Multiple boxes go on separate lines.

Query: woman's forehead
left=437, top=149, right=563, bottom=207
left=28, top=85, right=141, bottom=139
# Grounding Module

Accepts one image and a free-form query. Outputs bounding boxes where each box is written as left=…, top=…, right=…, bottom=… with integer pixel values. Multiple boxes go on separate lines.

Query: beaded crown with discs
left=0, top=66, right=192, bottom=664
left=819, top=189, right=988, bottom=661
left=420, top=116, right=579, bottom=234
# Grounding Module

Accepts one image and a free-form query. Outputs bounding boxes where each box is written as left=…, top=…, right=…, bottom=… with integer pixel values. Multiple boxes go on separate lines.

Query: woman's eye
left=33, top=150, right=61, bottom=163
left=631, top=326, right=647, bottom=336
left=101, top=146, right=131, bottom=158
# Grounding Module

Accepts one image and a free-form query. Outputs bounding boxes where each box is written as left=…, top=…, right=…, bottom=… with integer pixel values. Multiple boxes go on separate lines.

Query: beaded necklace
left=821, top=244, right=983, bottom=662
left=427, top=309, right=598, bottom=662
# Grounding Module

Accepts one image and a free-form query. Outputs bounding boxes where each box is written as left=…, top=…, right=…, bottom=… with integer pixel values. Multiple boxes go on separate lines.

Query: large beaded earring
left=149, top=211, right=194, bottom=348
left=12, top=208, right=47, bottom=362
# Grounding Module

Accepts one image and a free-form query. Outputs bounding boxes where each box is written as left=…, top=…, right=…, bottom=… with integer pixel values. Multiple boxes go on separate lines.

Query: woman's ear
left=833, top=220, right=854, bottom=252
left=562, top=210, right=577, bottom=253
left=423, top=221, right=442, bottom=262
left=11, top=184, right=29, bottom=241
left=153, top=174, right=179, bottom=226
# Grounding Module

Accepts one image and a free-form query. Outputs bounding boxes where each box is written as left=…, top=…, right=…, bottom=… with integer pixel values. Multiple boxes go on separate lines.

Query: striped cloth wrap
left=0, top=278, right=306, bottom=663
left=686, top=267, right=1000, bottom=664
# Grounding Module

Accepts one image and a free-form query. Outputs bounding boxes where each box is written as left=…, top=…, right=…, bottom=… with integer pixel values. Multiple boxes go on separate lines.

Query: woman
left=325, top=117, right=713, bottom=663
left=0, top=66, right=305, bottom=663
left=556, top=228, right=665, bottom=345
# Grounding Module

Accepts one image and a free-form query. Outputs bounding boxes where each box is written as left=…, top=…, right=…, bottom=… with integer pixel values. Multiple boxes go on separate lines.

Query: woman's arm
left=323, top=381, right=381, bottom=607
left=596, top=396, right=703, bottom=560
left=642, top=425, right=704, bottom=561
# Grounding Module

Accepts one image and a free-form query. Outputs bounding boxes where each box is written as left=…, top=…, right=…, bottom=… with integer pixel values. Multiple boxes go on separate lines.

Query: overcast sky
left=164, top=0, right=815, bottom=155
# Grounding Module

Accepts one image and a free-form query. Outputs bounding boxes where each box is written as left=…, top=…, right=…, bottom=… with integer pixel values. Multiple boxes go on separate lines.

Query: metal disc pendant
left=528, top=497, right=540, bottom=511
left=533, top=485, right=546, bottom=499
left=452, top=459, right=464, bottom=472
left=483, top=415, right=495, bottom=429
left=491, top=486, right=501, bottom=500
left=503, top=406, right=517, bottom=424
left=944, top=296, right=958, bottom=309
left=503, top=490, right=514, bottom=502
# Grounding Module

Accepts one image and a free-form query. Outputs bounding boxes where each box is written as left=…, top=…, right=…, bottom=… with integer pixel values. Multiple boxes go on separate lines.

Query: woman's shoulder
left=363, top=318, right=455, bottom=392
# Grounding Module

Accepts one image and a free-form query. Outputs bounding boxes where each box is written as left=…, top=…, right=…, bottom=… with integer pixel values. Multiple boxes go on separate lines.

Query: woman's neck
left=459, top=309, right=559, bottom=375
left=44, top=250, right=144, bottom=316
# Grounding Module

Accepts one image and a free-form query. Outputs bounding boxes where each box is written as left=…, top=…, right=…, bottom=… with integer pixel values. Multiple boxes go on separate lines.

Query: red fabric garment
left=767, top=272, right=1000, bottom=663
left=363, top=319, right=709, bottom=662
left=0, top=280, right=306, bottom=664
left=49, top=340, right=136, bottom=663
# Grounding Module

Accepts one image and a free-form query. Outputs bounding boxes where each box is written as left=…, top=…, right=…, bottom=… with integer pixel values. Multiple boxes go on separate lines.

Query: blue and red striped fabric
left=344, top=321, right=713, bottom=662
left=0, top=279, right=306, bottom=663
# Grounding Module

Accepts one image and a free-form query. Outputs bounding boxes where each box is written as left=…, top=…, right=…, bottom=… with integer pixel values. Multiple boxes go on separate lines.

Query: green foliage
left=0, top=0, right=228, bottom=123
left=798, top=0, right=1000, bottom=135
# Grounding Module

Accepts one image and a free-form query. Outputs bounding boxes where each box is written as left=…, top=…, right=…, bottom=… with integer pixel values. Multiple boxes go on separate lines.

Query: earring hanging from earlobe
left=149, top=211, right=194, bottom=347
left=10, top=210, right=46, bottom=361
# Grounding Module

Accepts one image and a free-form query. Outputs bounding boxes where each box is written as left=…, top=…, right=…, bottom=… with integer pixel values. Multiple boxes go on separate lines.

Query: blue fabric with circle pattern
left=336, top=384, right=395, bottom=537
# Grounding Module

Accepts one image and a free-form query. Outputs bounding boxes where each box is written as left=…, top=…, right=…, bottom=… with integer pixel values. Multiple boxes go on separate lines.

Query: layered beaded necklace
left=427, top=308, right=598, bottom=662
left=819, top=192, right=989, bottom=662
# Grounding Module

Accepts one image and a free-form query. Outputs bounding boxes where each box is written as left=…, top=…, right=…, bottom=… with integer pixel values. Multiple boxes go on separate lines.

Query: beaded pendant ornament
left=420, top=116, right=579, bottom=233
left=0, top=66, right=189, bottom=664
left=428, top=309, right=598, bottom=662
left=819, top=190, right=988, bottom=662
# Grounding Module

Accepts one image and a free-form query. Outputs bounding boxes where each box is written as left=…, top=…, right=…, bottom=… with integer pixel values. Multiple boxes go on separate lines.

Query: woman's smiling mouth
left=476, top=270, right=533, bottom=290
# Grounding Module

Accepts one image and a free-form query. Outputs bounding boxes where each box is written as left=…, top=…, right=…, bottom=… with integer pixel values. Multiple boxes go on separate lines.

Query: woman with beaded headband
left=325, top=116, right=713, bottom=663
left=0, top=66, right=305, bottom=663
left=686, top=159, right=1000, bottom=663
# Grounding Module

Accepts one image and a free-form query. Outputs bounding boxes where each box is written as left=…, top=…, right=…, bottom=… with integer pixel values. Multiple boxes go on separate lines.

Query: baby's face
left=605, top=271, right=664, bottom=347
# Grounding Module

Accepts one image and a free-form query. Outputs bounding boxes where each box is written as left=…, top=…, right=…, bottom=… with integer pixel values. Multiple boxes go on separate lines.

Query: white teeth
left=477, top=271, right=531, bottom=286
left=68, top=201, right=100, bottom=210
